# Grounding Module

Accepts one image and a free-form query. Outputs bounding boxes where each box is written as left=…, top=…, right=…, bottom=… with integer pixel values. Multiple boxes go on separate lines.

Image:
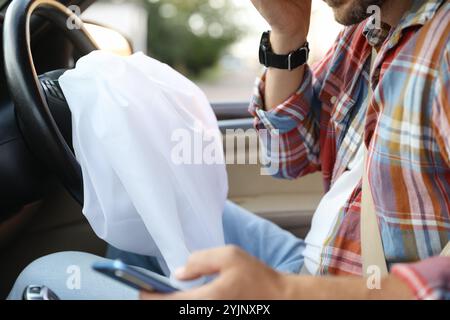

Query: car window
left=83, top=0, right=342, bottom=103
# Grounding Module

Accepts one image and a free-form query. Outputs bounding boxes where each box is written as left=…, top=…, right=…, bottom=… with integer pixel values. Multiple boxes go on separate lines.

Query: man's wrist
left=279, top=274, right=311, bottom=299
left=270, top=32, right=308, bottom=55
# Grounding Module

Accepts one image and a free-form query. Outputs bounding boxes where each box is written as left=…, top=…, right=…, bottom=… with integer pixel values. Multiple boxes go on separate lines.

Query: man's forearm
left=281, top=274, right=414, bottom=300
left=265, top=32, right=308, bottom=110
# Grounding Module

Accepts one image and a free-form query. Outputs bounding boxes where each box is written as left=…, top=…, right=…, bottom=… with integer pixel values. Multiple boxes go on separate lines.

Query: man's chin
left=327, top=0, right=375, bottom=26
left=333, top=10, right=367, bottom=26
left=324, top=0, right=347, bottom=10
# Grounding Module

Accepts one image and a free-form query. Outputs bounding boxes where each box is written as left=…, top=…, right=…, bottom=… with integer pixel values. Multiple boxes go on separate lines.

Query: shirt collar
left=362, top=17, right=391, bottom=48
left=362, top=0, right=446, bottom=48
left=397, top=0, right=446, bottom=29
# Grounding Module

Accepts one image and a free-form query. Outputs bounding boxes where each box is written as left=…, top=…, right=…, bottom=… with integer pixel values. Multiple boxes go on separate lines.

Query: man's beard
left=325, top=0, right=386, bottom=26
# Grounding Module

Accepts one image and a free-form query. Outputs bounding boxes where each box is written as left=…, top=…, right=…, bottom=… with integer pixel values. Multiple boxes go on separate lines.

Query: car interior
left=0, top=0, right=323, bottom=298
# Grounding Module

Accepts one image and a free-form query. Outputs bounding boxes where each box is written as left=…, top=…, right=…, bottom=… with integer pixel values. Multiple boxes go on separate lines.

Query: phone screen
left=93, top=260, right=179, bottom=293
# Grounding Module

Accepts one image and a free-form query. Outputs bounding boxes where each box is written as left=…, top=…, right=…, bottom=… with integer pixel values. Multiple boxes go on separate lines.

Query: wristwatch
left=259, top=31, right=309, bottom=71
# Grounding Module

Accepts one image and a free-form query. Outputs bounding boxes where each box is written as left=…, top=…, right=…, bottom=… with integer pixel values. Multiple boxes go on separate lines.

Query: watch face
left=259, top=32, right=270, bottom=66
left=261, top=32, right=270, bottom=47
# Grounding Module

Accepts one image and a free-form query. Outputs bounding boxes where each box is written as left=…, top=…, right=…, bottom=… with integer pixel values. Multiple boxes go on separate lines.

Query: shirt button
left=330, top=96, right=337, bottom=104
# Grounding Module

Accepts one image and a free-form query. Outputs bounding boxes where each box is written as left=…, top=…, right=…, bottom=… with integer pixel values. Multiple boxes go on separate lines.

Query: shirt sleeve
left=248, top=34, right=341, bottom=180
left=391, top=256, right=450, bottom=300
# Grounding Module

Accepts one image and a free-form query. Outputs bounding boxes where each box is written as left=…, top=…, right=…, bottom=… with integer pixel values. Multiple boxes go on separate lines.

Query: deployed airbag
left=59, top=51, right=227, bottom=275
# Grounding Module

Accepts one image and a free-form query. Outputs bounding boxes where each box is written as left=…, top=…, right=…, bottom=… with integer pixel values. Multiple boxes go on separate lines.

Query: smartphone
left=92, top=260, right=180, bottom=293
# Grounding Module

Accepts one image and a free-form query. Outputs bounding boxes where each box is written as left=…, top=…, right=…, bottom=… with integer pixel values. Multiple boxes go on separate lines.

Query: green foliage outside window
left=142, top=0, right=242, bottom=78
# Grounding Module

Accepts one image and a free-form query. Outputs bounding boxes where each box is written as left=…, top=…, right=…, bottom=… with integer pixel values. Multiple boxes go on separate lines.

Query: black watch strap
left=259, top=31, right=309, bottom=71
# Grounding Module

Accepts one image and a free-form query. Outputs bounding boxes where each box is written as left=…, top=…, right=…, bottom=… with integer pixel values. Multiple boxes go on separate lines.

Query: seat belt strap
left=361, top=48, right=389, bottom=277
left=441, top=242, right=450, bottom=257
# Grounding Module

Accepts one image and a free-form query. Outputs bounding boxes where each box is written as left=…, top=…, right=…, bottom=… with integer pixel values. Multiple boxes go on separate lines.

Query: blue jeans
left=8, top=201, right=305, bottom=300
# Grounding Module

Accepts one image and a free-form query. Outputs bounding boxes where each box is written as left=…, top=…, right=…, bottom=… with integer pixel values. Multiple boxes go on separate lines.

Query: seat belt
left=441, top=242, right=450, bottom=257
left=361, top=49, right=450, bottom=277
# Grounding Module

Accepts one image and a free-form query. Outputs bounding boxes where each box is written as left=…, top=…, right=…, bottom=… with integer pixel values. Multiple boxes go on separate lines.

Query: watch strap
left=259, top=32, right=309, bottom=70
left=261, top=47, right=309, bottom=70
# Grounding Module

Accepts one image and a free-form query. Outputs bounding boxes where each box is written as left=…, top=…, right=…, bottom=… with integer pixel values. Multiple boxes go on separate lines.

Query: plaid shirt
left=392, top=256, right=450, bottom=300
left=249, top=0, right=450, bottom=296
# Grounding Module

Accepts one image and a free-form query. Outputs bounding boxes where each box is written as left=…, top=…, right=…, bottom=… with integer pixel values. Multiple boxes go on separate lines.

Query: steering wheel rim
left=3, top=0, right=99, bottom=205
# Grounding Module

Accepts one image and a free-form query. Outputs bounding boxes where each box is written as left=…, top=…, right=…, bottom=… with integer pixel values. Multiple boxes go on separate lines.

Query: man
left=7, top=0, right=449, bottom=300
left=142, top=0, right=450, bottom=299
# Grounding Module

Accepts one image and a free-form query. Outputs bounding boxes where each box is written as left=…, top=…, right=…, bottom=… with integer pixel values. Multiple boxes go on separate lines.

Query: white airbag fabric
left=59, top=51, right=227, bottom=274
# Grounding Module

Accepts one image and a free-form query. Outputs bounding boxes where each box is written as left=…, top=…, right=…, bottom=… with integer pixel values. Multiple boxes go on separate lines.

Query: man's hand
left=251, top=0, right=311, bottom=52
left=140, top=246, right=415, bottom=300
left=140, top=246, right=288, bottom=300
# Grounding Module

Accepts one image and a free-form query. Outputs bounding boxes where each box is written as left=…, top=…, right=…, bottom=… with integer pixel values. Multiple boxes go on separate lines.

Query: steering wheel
left=3, top=0, right=99, bottom=205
